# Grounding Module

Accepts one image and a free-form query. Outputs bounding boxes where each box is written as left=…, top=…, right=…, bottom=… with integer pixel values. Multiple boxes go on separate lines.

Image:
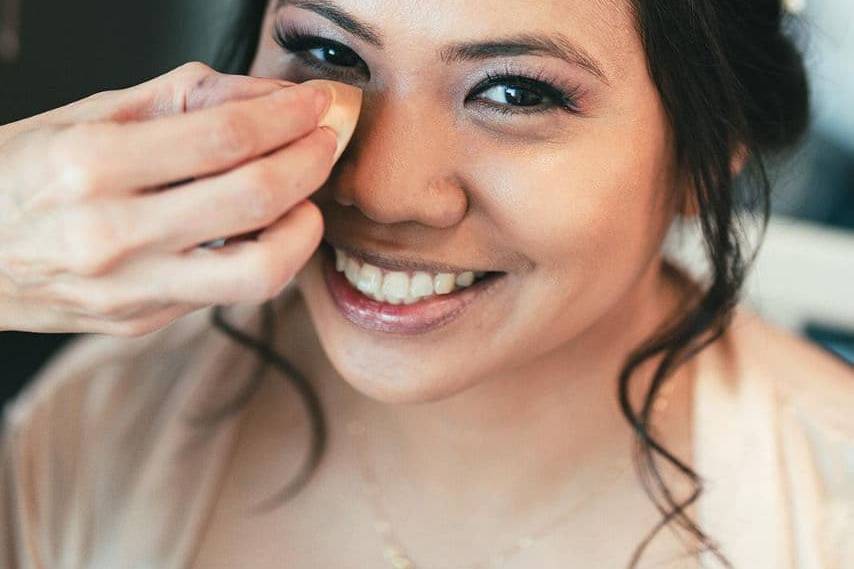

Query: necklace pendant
left=383, top=545, right=415, bottom=569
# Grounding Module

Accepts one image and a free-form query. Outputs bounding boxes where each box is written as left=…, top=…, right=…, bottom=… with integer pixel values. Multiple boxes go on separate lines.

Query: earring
left=783, top=0, right=806, bottom=15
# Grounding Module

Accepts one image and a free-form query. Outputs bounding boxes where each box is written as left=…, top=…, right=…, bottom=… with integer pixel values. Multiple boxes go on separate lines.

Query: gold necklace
left=345, top=381, right=675, bottom=569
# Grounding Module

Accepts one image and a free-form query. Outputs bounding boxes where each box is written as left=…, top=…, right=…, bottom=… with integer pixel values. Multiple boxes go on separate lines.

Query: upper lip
left=323, top=238, right=498, bottom=275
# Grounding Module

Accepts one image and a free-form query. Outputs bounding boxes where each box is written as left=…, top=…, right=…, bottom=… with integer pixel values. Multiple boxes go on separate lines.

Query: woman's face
left=250, top=0, right=680, bottom=403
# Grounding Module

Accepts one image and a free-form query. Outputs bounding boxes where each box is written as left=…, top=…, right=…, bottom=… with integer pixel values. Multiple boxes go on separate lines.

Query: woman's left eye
left=479, top=84, right=546, bottom=108
left=469, top=75, right=580, bottom=116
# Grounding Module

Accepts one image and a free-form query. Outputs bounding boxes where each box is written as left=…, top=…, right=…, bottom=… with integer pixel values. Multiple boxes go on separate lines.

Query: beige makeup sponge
left=302, top=79, right=363, bottom=162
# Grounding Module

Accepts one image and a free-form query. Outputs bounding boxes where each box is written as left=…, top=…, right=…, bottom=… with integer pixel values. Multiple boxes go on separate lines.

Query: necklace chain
left=345, top=381, right=675, bottom=569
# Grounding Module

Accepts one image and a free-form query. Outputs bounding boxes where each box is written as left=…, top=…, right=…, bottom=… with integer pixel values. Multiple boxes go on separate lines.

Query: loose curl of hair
left=192, top=1, right=810, bottom=567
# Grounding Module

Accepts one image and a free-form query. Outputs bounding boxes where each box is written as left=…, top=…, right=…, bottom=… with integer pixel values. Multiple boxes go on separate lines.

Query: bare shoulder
left=723, top=305, right=854, bottom=428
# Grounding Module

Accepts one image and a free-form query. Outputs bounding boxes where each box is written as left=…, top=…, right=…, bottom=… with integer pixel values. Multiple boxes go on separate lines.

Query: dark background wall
left=2, top=1, right=192, bottom=121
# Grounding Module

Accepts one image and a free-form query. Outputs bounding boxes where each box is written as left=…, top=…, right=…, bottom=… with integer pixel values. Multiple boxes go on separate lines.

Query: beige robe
left=1, top=298, right=852, bottom=569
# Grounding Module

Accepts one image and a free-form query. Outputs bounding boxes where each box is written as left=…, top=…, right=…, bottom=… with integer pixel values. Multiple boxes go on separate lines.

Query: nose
left=331, top=93, right=469, bottom=229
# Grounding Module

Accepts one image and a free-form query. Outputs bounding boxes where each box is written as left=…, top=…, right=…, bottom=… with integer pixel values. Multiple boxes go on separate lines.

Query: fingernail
left=305, top=80, right=363, bottom=162
left=319, top=126, right=345, bottom=162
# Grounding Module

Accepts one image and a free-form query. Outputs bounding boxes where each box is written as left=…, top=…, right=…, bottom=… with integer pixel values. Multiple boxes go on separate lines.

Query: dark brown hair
left=195, top=1, right=810, bottom=566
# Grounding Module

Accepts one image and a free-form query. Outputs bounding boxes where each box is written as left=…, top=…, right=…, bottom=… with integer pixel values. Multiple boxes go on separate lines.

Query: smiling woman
left=202, top=0, right=824, bottom=565
left=1, top=1, right=852, bottom=569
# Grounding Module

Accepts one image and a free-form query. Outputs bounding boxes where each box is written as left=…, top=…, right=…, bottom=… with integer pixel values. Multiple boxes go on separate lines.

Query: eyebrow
left=278, top=0, right=384, bottom=46
left=439, top=34, right=608, bottom=84
left=277, top=0, right=609, bottom=83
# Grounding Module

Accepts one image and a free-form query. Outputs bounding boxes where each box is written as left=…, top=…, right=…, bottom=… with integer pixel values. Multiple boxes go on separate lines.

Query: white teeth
left=434, top=273, right=456, bottom=295
left=409, top=272, right=434, bottom=298
left=455, top=271, right=475, bottom=287
left=356, top=264, right=382, bottom=295
left=334, top=247, right=489, bottom=304
left=381, top=272, right=410, bottom=303
left=344, top=258, right=361, bottom=283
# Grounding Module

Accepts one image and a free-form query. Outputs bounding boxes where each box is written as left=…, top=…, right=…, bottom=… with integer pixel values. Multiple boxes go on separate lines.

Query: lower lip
left=321, top=245, right=507, bottom=336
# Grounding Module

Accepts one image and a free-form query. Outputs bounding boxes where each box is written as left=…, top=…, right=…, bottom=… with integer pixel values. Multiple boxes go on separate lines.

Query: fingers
left=2, top=126, right=336, bottom=285
left=132, top=126, right=337, bottom=254
left=38, top=126, right=335, bottom=274
left=0, top=62, right=287, bottom=145
left=143, top=199, right=324, bottom=305
left=7, top=200, right=323, bottom=329
left=58, top=80, right=332, bottom=194
left=182, top=72, right=298, bottom=114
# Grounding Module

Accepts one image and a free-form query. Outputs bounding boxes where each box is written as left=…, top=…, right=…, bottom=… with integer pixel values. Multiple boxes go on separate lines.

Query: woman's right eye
left=273, top=27, right=368, bottom=78
left=302, top=42, right=361, bottom=68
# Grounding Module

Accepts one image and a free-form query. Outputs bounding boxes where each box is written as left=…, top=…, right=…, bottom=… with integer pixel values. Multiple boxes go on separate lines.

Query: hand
left=0, top=62, right=362, bottom=336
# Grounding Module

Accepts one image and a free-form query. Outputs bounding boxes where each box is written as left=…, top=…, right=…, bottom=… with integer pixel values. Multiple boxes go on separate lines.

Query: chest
left=190, top=364, right=702, bottom=569
left=190, top=426, right=700, bottom=569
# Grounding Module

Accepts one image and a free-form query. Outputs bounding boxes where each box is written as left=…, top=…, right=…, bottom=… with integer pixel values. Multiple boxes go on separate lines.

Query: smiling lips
left=333, top=245, right=488, bottom=304
left=321, top=242, right=507, bottom=335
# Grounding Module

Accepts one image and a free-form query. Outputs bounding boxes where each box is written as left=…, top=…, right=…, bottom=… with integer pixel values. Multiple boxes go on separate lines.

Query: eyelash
left=272, top=25, right=584, bottom=117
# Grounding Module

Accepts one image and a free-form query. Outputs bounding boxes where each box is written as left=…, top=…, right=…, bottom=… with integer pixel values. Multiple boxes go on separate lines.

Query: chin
left=328, top=353, right=478, bottom=405
left=293, top=244, right=499, bottom=405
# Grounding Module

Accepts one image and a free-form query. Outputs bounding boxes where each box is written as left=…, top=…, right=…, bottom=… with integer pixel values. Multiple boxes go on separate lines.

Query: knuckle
left=49, top=124, right=110, bottom=197
left=81, top=89, right=118, bottom=108
left=70, top=251, right=110, bottom=279
left=209, top=110, right=256, bottom=163
left=62, top=206, right=123, bottom=276
left=175, top=61, right=213, bottom=82
left=0, top=256, right=53, bottom=290
left=111, top=318, right=157, bottom=338
left=3, top=124, right=51, bottom=152
left=242, top=167, right=281, bottom=223
left=86, top=290, right=130, bottom=320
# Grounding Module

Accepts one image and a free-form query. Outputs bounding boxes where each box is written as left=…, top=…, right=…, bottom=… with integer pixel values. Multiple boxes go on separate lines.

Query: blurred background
left=0, top=0, right=852, bottom=405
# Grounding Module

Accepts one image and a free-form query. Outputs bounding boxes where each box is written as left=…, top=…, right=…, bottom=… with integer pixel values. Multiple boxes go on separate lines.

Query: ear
left=730, top=143, right=748, bottom=177
left=677, top=172, right=699, bottom=218
left=680, top=193, right=699, bottom=218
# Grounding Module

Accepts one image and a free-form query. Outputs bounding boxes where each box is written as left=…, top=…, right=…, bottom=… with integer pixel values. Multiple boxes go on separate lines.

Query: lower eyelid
left=468, top=93, right=577, bottom=116
left=292, top=55, right=366, bottom=79
left=468, top=100, right=563, bottom=119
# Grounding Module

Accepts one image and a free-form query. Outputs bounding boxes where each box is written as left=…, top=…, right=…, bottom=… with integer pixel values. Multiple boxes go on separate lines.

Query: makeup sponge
left=303, top=79, right=363, bottom=162
left=200, top=80, right=362, bottom=250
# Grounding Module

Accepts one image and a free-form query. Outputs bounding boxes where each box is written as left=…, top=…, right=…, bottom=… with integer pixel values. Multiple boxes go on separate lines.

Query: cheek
left=467, top=112, right=674, bottom=319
